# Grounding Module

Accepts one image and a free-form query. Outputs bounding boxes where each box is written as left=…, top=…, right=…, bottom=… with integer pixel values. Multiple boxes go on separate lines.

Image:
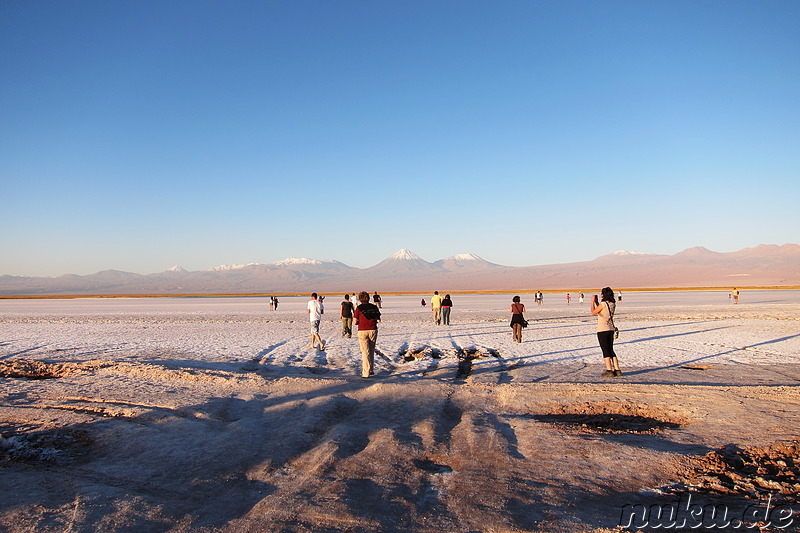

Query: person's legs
left=310, top=320, right=324, bottom=350
left=442, top=307, right=450, bottom=325
left=366, top=329, right=377, bottom=374
left=358, top=329, right=377, bottom=377
left=597, top=331, right=620, bottom=373
left=512, top=323, right=522, bottom=343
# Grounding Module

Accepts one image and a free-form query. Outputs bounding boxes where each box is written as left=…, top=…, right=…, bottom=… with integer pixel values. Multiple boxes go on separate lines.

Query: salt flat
left=1, top=293, right=799, bottom=532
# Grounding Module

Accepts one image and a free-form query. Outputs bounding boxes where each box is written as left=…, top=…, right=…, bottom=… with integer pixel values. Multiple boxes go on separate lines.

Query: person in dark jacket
left=441, top=294, right=453, bottom=325
left=340, top=294, right=354, bottom=338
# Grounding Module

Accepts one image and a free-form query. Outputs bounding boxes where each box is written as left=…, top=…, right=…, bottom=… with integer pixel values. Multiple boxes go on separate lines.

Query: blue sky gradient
left=2, top=1, right=798, bottom=276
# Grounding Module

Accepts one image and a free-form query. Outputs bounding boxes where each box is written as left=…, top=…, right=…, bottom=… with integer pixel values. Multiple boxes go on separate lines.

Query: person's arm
left=590, top=296, right=602, bottom=315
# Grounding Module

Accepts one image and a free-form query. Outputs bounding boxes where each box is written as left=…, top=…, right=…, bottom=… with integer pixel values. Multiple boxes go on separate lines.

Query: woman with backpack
left=354, top=291, right=381, bottom=378
left=510, top=295, right=527, bottom=343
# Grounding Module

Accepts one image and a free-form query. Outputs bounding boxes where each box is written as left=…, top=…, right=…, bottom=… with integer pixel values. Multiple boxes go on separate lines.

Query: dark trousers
left=597, top=330, right=616, bottom=359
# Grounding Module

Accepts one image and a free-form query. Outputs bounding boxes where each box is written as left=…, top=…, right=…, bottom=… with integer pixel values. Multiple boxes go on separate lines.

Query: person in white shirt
left=307, top=292, right=325, bottom=350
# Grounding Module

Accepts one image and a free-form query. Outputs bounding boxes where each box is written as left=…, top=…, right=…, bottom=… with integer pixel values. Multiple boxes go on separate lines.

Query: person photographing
left=591, top=287, right=622, bottom=377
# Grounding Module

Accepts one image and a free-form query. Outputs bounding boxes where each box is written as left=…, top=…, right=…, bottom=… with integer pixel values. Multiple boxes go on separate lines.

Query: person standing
left=373, top=291, right=382, bottom=308
left=306, top=293, right=325, bottom=350
left=269, top=296, right=274, bottom=311
left=579, top=293, right=585, bottom=305
left=591, top=287, right=622, bottom=377
left=732, top=288, right=739, bottom=304
left=510, top=296, right=527, bottom=343
left=354, top=291, right=381, bottom=378
left=430, top=291, right=443, bottom=325
left=340, top=294, right=354, bottom=338
left=273, top=296, right=279, bottom=311
left=441, top=294, right=453, bottom=325
left=566, top=293, right=571, bottom=305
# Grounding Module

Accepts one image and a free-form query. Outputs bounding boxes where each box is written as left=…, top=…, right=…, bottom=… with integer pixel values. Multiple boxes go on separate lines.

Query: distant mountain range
left=1, top=244, right=799, bottom=295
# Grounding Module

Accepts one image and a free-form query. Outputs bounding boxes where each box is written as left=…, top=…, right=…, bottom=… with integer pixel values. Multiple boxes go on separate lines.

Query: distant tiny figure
left=340, top=294, right=354, bottom=338
left=591, top=287, right=622, bottom=377
left=566, top=293, right=571, bottom=305
left=306, top=292, right=325, bottom=351
left=537, top=291, right=544, bottom=306
left=373, top=291, right=382, bottom=308
left=534, top=291, right=541, bottom=306
left=269, top=296, right=274, bottom=311
left=732, top=288, right=739, bottom=304
left=441, top=294, right=453, bottom=326
left=421, top=298, right=426, bottom=307
left=431, top=291, right=443, bottom=325
left=617, top=290, right=622, bottom=302
left=510, top=296, right=527, bottom=343
left=579, top=293, right=585, bottom=305
left=273, top=296, right=279, bottom=311
left=354, top=291, right=381, bottom=378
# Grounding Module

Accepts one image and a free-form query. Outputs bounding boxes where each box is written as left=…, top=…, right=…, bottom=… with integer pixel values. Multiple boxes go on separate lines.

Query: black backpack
left=358, top=303, right=381, bottom=321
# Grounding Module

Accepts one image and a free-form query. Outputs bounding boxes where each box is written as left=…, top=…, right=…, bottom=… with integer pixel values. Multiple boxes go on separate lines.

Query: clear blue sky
left=2, top=1, right=798, bottom=276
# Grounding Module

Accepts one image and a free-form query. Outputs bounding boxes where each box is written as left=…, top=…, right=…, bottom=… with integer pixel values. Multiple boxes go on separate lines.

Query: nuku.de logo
left=619, top=493, right=795, bottom=530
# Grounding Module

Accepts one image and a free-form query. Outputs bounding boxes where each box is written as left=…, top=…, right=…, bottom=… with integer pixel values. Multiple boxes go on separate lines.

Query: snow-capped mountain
left=389, top=249, right=422, bottom=261
left=1, top=244, right=798, bottom=294
left=271, top=257, right=324, bottom=266
left=435, top=253, right=498, bottom=271
left=364, top=249, right=438, bottom=276
left=611, top=250, right=653, bottom=257
left=207, top=263, right=261, bottom=272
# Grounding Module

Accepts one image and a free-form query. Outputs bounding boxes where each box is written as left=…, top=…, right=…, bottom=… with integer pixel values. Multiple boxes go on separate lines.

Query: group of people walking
left=306, top=291, right=382, bottom=378
left=301, top=287, right=623, bottom=380
left=429, top=291, right=453, bottom=325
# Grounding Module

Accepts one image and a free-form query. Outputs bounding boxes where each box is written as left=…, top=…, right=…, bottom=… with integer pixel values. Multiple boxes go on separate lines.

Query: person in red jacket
left=354, top=291, right=381, bottom=378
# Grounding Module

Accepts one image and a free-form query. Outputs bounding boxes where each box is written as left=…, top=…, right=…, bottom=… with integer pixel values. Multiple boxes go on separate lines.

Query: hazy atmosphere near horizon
left=2, top=1, right=799, bottom=277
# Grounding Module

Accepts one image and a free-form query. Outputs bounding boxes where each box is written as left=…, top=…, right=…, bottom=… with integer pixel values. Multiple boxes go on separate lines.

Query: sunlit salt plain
left=2, top=291, right=798, bottom=378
